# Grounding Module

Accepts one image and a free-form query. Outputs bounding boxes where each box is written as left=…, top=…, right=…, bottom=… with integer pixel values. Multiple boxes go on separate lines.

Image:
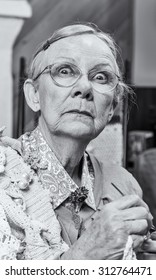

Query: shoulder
left=0, top=130, right=33, bottom=190
left=88, top=151, right=142, bottom=198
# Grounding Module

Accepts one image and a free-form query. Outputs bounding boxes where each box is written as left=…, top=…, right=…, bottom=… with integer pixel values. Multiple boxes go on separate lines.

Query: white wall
left=0, top=0, right=31, bottom=136
left=132, top=0, right=156, bottom=86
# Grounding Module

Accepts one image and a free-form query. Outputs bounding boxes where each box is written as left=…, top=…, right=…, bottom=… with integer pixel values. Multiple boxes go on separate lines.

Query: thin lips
left=65, top=109, right=94, bottom=117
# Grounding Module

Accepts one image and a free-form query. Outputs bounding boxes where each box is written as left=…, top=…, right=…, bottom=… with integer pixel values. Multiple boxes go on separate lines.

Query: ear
left=23, top=79, right=40, bottom=112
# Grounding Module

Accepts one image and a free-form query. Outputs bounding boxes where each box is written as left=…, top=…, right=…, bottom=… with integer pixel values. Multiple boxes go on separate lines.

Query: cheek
left=38, top=83, right=69, bottom=125
left=39, top=83, right=60, bottom=112
left=93, top=94, right=114, bottom=134
left=95, top=94, right=114, bottom=119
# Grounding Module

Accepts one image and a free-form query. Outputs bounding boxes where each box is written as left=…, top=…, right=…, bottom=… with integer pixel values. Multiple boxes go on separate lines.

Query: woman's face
left=37, top=34, right=118, bottom=141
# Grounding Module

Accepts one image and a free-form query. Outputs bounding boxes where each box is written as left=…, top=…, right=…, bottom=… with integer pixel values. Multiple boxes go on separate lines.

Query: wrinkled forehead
left=36, top=34, right=118, bottom=72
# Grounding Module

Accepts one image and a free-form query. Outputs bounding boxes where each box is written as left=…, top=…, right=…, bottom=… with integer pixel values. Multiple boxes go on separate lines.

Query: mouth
left=65, top=110, right=94, bottom=118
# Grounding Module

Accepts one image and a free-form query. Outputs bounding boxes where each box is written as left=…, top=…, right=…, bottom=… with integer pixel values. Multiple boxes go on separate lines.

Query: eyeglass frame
left=33, top=62, right=120, bottom=93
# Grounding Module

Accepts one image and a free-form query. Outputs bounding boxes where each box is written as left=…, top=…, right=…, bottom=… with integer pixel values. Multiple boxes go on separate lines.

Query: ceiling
left=15, top=0, right=132, bottom=53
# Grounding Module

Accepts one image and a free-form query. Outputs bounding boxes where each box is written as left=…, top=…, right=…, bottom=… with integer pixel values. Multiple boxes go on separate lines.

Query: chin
left=59, top=121, right=95, bottom=140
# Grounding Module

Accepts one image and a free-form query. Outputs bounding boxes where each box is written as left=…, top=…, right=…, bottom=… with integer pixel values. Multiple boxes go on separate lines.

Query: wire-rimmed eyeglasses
left=33, top=62, right=120, bottom=94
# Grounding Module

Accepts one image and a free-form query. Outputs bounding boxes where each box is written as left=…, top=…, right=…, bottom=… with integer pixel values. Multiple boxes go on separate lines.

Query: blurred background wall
left=0, top=0, right=32, bottom=137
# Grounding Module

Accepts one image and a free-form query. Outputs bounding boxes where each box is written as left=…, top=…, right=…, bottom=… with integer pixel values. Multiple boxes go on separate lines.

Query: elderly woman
left=0, top=23, right=156, bottom=260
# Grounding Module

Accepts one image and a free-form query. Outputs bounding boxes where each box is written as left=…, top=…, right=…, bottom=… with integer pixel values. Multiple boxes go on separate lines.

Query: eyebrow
left=50, top=57, right=115, bottom=72
left=90, top=63, right=111, bottom=68
left=52, top=58, right=111, bottom=67
left=52, top=56, right=77, bottom=63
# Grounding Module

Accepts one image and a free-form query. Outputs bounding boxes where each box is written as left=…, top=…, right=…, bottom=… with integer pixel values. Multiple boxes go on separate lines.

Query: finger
left=131, top=234, right=145, bottom=249
left=150, top=231, right=156, bottom=240
left=121, top=207, right=149, bottom=220
left=112, top=195, right=149, bottom=211
left=0, top=136, right=21, bottom=152
left=137, top=252, right=156, bottom=260
left=91, top=247, right=125, bottom=260
left=125, top=219, right=148, bottom=235
left=141, top=239, right=156, bottom=253
left=121, top=207, right=153, bottom=229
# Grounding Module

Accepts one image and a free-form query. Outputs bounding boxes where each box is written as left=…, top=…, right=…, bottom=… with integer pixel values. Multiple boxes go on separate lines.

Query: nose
left=70, top=75, right=93, bottom=101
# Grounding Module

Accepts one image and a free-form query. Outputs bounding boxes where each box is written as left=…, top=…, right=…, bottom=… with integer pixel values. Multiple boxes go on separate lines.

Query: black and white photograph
left=0, top=0, right=156, bottom=266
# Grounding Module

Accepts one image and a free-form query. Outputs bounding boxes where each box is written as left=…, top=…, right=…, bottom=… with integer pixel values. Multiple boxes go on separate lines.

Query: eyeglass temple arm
left=33, top=65, right=50, bottom=81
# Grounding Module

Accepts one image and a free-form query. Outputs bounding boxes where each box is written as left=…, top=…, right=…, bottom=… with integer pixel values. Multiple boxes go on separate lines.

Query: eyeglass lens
left=50, top=62, right=118, bottom=93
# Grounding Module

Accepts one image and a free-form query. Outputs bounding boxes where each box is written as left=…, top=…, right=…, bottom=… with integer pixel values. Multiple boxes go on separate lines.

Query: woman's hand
left=61, top=194, right=152, bottom=259
left=137, top=232, right=156, bottom=259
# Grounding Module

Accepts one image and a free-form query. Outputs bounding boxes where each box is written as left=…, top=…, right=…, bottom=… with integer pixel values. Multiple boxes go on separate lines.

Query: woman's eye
left=94, top=72, right=108, bottom=82
left=59, top=67, right=72, bottom=75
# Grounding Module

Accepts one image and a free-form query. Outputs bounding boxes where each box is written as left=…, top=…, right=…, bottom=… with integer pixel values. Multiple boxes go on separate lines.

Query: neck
left=38, top=120, right=88, bottom=178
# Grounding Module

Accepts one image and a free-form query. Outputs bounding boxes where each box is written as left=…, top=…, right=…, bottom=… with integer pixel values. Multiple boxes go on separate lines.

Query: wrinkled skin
left=62, top=195, right=153, bottom=259
left=137, top=232, right=156, bottom=260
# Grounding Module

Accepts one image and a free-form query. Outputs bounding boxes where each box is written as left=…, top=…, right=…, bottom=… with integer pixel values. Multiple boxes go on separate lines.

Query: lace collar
left=22, top=126, right=96, bottom=211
